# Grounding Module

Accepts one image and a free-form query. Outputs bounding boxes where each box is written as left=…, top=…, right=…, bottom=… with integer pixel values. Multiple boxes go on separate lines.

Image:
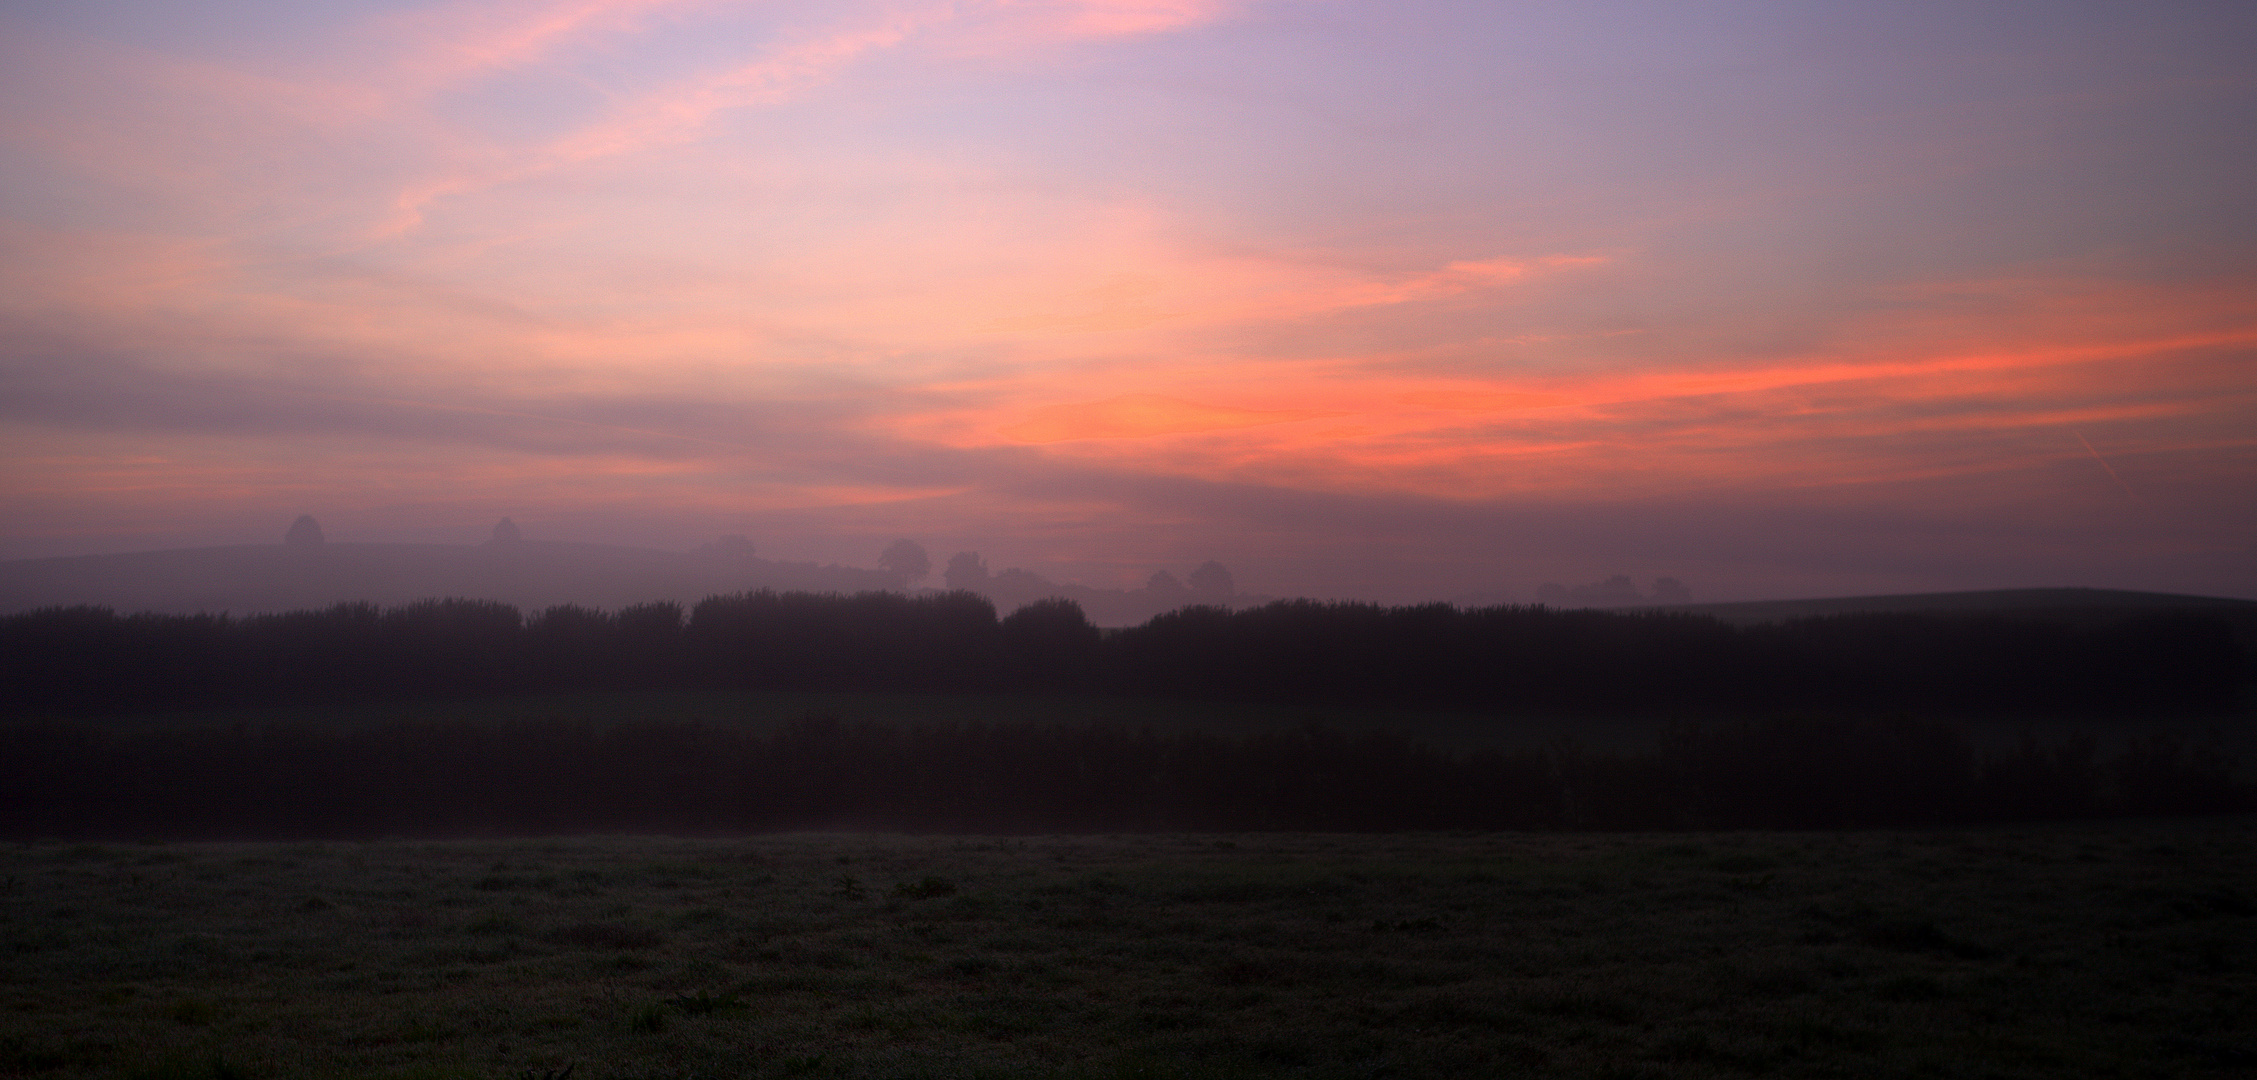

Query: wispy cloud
left=378, top=1, right=1249, bottom=233
left=384, top=0, right=720, bottom=86
left=1001, top=393, right=1335, bottom=441
left=1, top=1, right=2250, bottom=597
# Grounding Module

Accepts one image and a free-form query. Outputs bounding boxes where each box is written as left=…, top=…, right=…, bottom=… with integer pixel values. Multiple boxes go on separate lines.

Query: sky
left=2, top=0, right=2253, bottom=604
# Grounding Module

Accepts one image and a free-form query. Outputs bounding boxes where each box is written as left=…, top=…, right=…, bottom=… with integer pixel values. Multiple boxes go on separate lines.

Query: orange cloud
left=5, top=0, right=2250, bottom=595
left=1392, top=390, right=1575, bottom=412
left=950, top=220, right=1608, bottom=353
left=934, top=274, right=2257, bottom=508
left=1001, top=394, right=1335, bottom=441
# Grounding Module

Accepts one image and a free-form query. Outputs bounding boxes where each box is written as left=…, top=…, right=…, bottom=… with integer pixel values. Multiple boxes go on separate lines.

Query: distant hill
left=1641, top=586, right=2252, bottom=621
left=1638, top=587, right=2257, bottom=649
left=0, top=540, right=904, bottom=616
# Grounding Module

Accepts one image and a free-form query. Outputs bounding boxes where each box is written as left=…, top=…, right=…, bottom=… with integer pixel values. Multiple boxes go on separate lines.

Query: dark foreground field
left=3, top=827, right=2253, bottom=1079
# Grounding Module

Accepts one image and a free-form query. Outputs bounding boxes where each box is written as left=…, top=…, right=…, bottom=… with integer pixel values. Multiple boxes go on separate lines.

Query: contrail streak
left=2073, top=430, right=2143, bottom=504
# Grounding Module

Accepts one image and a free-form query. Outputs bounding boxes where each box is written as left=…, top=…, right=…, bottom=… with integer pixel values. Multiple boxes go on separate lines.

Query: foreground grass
left=2, top=827, right=2252, bottom=1079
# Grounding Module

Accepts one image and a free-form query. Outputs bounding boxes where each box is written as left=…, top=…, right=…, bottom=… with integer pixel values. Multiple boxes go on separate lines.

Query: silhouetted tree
left=1143, top=570, right=1191, bottom=605
left=1000, top=597, right=1101, bottom=687
left=1188, top=561, right=1235, bottom=601
left=684, top=588, right=1003, bottom=693
left=380, top=598, right=525, bottom=696
left=1581, top=575, right=1641, bottom=603
left=283, top=515, right=325, bottom=548
left=878, top=539, right=931, bottom=584
left=489, top=517, right=523, bottom=544
left=1, top=593, right=2242, bottom=720
left=1539, top=575, right=1646, bottom=606
left=616, top=601, right=686, bottom=687
left=988, top=567, right=1059, bottom=609
left=943, top=551, right=989, bottom=591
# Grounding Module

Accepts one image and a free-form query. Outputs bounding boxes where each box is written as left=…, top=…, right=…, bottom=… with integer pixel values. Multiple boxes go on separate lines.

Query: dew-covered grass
left=3, top=825, right=2252, bottom=1078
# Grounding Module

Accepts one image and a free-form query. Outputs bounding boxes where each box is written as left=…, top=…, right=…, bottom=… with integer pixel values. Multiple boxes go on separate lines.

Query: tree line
left=0, top=714, right=2246, bottom=839
left=3, top=591, right=2248, bottom=717
left=1, top=591, right=2245, bottom=717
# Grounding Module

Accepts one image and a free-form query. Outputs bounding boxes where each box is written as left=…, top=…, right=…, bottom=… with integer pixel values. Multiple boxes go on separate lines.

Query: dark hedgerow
left=0, top=591, right=2249, bottom=837
left=1, top=593, right=2244, bottom=718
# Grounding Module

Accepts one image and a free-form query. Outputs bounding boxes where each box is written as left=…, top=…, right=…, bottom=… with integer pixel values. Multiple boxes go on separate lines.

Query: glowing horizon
left=3, top=0, right=2253, bottom=603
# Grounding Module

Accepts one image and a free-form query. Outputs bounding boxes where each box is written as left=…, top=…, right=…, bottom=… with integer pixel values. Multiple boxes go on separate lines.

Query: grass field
left=4, top=825, right=2253, bottom=1079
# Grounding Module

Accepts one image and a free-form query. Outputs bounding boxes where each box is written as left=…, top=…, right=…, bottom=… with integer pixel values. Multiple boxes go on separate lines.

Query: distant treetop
left=1143, top=570, right=1190, bottom=602
left=879, top=539, right=932, bottom=584
left=283, top=515, right=325, bottom=548
left=943, top=551, right=989, bottom=591
left=1189, top=561, right=1235, bottom=600
left=489, top=518, right=523, bottom=544
left=1539, top=575, right=1690, bottom=607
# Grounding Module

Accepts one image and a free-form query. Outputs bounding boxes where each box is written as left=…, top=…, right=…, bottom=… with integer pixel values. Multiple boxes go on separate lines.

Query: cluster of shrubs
left=0, top=715, right=2245, bottom=839
left=1, top=590, right=2244, bottom=716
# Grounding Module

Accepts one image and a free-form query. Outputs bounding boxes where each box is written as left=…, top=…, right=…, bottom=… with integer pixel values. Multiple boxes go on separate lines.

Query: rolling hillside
left=0, top=539, right=901, bottom=616
left=1643, top=586, right=2256, bottom=639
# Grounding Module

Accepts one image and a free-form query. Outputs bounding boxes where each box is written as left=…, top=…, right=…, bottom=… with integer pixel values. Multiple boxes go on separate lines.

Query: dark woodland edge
left=3, top=590, right=2248, bottom=717
left=3, top=591, right=2252, bottom=837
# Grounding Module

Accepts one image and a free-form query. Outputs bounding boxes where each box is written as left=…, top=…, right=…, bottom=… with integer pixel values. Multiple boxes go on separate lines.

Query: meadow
left=4, top=825, right=2253, bottom=1080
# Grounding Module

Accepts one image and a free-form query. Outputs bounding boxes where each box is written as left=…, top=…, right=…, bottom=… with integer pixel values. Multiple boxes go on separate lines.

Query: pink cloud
left=1000, top=0, right=1239, bottom=38
left=1001, top=393, right=1335, bottom=441
left=874, top=272, right=2257, bottom=511
left=4, top=1, right=2251, bottom=600
left=373, top=1, right=1249, bottom=233
left=384, top=0, right=720, bottom=86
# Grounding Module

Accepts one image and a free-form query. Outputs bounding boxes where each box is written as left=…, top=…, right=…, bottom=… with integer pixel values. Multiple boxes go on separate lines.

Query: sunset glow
left=3, top=0, right=2253, bottom=602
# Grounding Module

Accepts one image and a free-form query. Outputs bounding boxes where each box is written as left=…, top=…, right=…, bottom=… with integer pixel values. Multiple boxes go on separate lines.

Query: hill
left=1637, top=587, right=2257, bottom=649
left=0, top=539, right=902, bottom=616
left=1643, top=585, right=2255, bottom=621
